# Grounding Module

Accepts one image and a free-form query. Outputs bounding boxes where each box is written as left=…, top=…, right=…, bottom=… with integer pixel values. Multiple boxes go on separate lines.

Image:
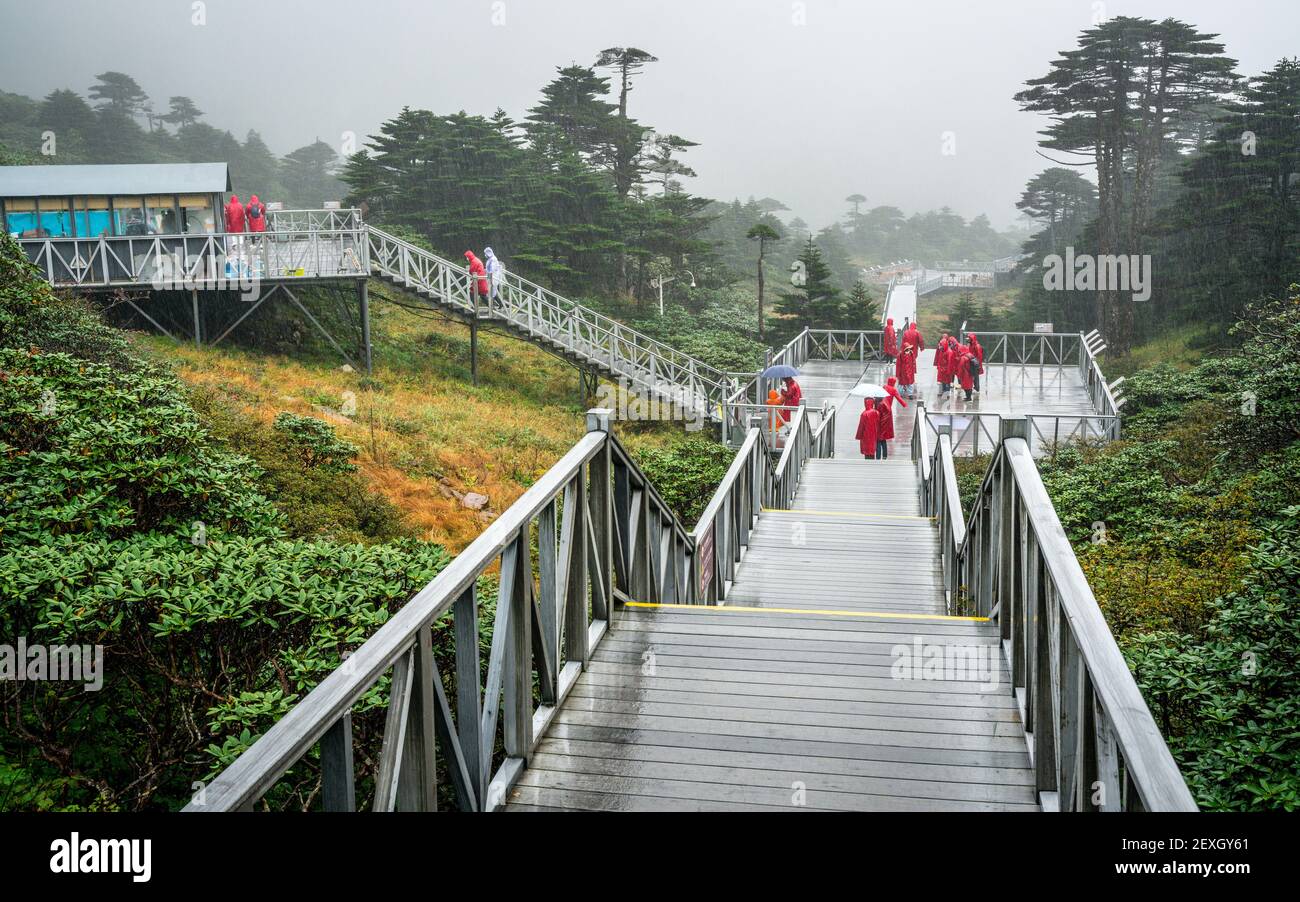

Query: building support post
left=191, top=289, right=201, bottom=346
left=357, top=279, right=372, bottom=375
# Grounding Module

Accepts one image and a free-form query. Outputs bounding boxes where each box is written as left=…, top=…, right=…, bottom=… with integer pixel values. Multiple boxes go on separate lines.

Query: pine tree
left=946, top=291, right=980, bottom=335
left=160, top=96, right=203, bottom=130
left=845, top=281, right=879, bottom=330
left=776, top=237, right=843, bottom=336
left=87, top=72, right=149, bottom=117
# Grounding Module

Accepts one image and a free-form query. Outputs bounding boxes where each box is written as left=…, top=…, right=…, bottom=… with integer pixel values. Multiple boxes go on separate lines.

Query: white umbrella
left=849, top=382, right=889, bottom=399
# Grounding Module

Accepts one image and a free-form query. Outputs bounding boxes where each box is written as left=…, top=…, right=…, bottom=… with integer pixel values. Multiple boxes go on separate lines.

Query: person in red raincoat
left=222, top=194, right=246, bottom=262
left=464, top=251, right=490, bottom=303
left=223, top=194, right=245, bottom=233
left=882, top=317, right=899, bottom=369
left=957, top=346, right=976, bottom=400
left=855, top=398, right=880, bottom=460
left=245, top=195, right=267, bottom=233
left=875, top=396, right=894, bottom=459
left=897, top=338, right=918, bottom=397
left=884, top=375, right=908, bottom=410
left=778, top=376, right=802, bottom=425
left=966, top=333, right=985, bottom=395
left=905, top=322, right=925, bottom=353
left=935, top=334, right=954, bottom=395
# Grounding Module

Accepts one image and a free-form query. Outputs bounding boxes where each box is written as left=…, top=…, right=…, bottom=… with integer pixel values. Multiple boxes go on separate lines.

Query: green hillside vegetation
left=956, top=293, right=1300, bottom=810
left=0, top=234, right=724, bottom=810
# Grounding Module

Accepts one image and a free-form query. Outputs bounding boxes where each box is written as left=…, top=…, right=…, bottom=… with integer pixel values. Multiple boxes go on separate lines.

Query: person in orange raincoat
left=875, top=396, right=894, bottom=459
left=855, top=397, right=880, bottom=460
left=766, top=387, right=783, bottom=433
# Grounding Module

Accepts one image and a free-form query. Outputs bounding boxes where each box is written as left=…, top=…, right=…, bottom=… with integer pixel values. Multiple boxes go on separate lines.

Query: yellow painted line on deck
left=761, top=507, right=935, bottom=521
left=625, top=601, right=988, bottom=623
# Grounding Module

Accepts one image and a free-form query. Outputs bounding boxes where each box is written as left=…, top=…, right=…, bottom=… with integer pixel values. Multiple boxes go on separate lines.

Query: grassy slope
left=136, top=280, right=691, bottom=550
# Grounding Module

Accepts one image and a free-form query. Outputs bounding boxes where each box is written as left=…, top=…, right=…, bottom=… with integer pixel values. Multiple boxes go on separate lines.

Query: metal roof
left=0, top=162, right=231, bottom=197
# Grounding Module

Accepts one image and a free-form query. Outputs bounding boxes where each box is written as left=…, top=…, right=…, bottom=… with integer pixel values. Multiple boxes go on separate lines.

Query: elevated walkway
left=188, top=305, right=1187, bottom=817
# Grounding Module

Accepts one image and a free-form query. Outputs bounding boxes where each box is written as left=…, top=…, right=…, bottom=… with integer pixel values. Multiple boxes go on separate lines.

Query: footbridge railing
left=364, top=225, right=731, bottom=420
left=186, top=406, right=832, bottom=812
left=923, top=410, right=1120, bottom=457
left=770, top=401, right=836, bottom=509
left=912, top=409, right=1196, bottom=812
left=187, top=410, right=700, bottom=813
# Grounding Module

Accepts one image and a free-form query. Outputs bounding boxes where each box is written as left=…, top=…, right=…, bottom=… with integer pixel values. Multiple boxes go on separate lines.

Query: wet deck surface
left=507, top=606, right=1038, bottom=812
left=804, top=352, right=1104, bottom=458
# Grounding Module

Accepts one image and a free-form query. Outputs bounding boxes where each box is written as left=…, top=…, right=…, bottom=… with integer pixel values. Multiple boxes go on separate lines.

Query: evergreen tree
left=845, top=281, right=879, bottom=330
left=776, top=237, right=843, bottom=335
left=946, top=291, right=980, bottom=335
left=87, top=72, right=149, bottom=118
left=37, top=89, right=96, bottom=158
left=282, top=139, right=343, bottom=208
left=1017, top=16, right=1238, bottom=352
left=1161, top=57, right=1300, bottom=327
left=161, top=96, right=203, bottom=130
left=746, top=222, right=782, bottom=339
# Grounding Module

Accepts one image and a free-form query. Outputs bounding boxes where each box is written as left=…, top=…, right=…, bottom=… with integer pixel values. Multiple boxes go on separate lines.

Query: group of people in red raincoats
left=854, top=375, right=908, bottom=460
left=863, top=320, right=990, bottom=458
left=936, top=332, right=985, bottom=401
left=222, top=194, right=268, bottom=239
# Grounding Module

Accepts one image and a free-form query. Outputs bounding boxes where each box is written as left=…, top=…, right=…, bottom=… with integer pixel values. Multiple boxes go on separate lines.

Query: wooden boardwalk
left=508, top=379, right=1040, bottom=810
left=501, top=350, right=1110, bottom=812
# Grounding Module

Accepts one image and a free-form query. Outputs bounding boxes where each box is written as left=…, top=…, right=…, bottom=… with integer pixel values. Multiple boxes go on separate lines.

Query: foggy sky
left=2, top=0, right=1296, bottom=230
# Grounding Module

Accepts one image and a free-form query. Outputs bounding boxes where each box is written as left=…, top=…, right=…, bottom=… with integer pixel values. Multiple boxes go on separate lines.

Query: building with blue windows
left=0, top=162, right=230, bottom=239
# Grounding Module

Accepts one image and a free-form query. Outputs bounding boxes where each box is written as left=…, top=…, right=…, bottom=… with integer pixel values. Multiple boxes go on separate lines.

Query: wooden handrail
left=186, top=408, right=703, bottom=813
left=913, top=413, right=1196, bottom=811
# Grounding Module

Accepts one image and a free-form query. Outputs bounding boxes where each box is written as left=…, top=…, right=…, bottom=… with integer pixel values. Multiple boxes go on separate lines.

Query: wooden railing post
left=586, top=409, right=614, bottom=626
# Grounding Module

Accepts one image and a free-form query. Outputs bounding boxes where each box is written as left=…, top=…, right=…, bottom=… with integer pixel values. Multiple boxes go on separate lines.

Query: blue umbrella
left=762, top=364, right=800, bottom=379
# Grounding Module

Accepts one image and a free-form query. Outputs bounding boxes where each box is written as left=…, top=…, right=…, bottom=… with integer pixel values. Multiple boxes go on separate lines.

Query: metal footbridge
left=187, top=332, right=1193, bottom=813
left=17, top=208, right=731, bottom=410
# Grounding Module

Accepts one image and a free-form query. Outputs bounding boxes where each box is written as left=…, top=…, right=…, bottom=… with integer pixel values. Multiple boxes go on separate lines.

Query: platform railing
left=689, top=423, right=772, bottom=604
left=912, top=405, right=965, bottom=611
left=914, top=414, right=1197, bottom=812
left=268, top=208, right=364, bottom=232
left=18, top=224, right=367, bottom=288
left=807, top=328, right=884, bottom=361
left=924, top=409, right=1120, bottom=458
left=769, top=401, right=835, bottom=509
left=810, top=400, right=837, bottom=459
left=185, top=409, right=701, bottom=813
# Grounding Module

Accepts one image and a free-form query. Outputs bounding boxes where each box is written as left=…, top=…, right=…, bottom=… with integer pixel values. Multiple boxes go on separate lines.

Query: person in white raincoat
left=483, top=247, right=504, bottom=302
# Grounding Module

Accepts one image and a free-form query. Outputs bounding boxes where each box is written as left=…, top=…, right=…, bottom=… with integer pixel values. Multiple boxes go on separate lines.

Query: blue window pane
left=79, top=210, right=112, bottom=237
left=39, top=211, right=71, bottom=236
left=6, top=212, right=37, bottom=236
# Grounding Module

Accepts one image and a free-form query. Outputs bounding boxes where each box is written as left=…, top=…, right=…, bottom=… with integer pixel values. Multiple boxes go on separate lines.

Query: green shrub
left=632, top=437, right=735, bottom=525
left=189, top=387, right=411, bottom=544
left=0, top=233, right=449, bottom=810
left=272, top=411, right=360, bottom=473
left=1124, top=507, right=1300, bottom=811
